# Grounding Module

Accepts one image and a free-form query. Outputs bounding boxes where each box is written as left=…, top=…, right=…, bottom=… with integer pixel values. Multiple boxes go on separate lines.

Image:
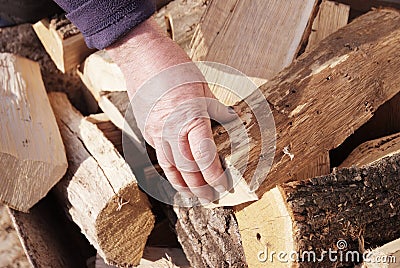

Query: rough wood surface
left=305, top=0, right=350, bottom=52
left=86, top=113, right=123, bottom=155
left=0, top=53, right=67, bottom=212
left=80, top=50, right=126, bottom=93
left=174, top=206, right=246, bottom=268
left=154, top=0, right=207, bottom=55
left=8, top=193, right=95, bottom=268
left=265, top=153, right=400, bottom=267
left=340, top=132, right=400, bottom=168
left=0, top=23, right=89, bottom=113
left=48, top=92, right=154, bottom=267
left=183, top=9, right=400, bottom=267
left=33, top=18, right=95, bottom=73
left=190, top=0, right=317, bottom=104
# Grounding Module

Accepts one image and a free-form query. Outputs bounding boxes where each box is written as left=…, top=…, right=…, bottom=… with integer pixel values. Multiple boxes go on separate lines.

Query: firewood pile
left=1, top=0, right=400, bottom=267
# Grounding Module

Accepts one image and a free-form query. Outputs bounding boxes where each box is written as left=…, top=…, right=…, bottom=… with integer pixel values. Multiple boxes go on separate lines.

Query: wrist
left=106, top=17, right=191, bottom=93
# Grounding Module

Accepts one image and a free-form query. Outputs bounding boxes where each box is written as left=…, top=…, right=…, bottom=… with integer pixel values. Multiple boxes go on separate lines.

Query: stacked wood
left=77, top=54, right=143, bottom=149
left=0, top=53, right=67, bottom=212
left=33, top=15, right=95, bottom=73
left=154, top=0, right=207, bottom=55
left=174, top=9, right=400, bottom=267
left=190, top=0, right=318, bottom=104
left=86, top=113, right=123, bottom=155
left=48, top=92, right=154, bottom=267
left=8, top=194, right=95, bottom=268
left=305, top=0, right=350, bottom=52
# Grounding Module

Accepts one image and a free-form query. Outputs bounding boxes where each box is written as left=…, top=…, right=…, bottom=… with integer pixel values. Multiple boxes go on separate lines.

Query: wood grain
left=48, top=92, right=154, bottom=267
left=33, top=18, right=95, bottom=73
left=0, top=53, right=67, bottom=212
left=306, top=0, right=350, bottom=52
left=190, top=0, right=318, bottom=104
left=209, top=9, right=400, bottom=266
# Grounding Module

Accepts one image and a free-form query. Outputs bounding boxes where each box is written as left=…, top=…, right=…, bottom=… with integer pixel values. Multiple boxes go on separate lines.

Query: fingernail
left=198, top=198, right=211, bottom=205
left=214, top=185, right=226, bottom=193
left=228, top=106, right=236, bottom=114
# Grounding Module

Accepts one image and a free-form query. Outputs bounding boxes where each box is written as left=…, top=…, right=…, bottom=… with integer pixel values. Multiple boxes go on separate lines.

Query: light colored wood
left=86, top=113, right=123, bottom=154
left=77, top=65, right=144, bottom=154
left=190, top=0, right=317, bottom=105
left=363, top=238, right=400, bottom=268
left=154, top=0, right=207, bottom=55
left=33, top=18, right=95, bottom=73
left=0, top=53, right=67, bottom=212
left=48, top=92, right=154, bottom=267
left=306, top=0, right=350, bottom=52
left=340, top=132, right=400, bottom=168
left=248, top=153, right=400, bottom=267
left=95, top=247, right=191, bottom=268
left=80, top=50, right=126, bottom=93
left=206, top=9, right=400, bottom=266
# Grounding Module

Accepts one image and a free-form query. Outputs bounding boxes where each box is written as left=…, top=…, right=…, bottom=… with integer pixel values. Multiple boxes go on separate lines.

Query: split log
left=0, top=53, right=67, bottom=212
left=305, top=0, right=350, bottom=52
left=190, top=0, right=318, bottom=104
left=8, top=194, right=96, bottom=268
left=250, top=153, right=400, bottom=267
left=48, top=92, right=154, bottom=266
left=86, top=113, right=123, bottom=155
left=175, top=9, right=400, bottom=267
left=154, top=0, right=207, bottom=55
left=340, top=132, right=400, bottom=168
left=77, top=60, right=144, bottom=154
left=33, top=16, right=95, bottom=73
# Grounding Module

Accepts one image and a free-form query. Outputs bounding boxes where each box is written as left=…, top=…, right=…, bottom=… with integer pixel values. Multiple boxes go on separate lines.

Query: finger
left=170, top=135, right=215, bottom=204
left=155, top=142, right=192, bottom=197
left=187, top=118, right=229, bottom=193
left=202, top=84, right=237, bottom=123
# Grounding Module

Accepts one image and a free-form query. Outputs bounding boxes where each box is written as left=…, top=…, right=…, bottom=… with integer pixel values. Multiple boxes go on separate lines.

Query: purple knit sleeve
left=53, top=0, right=156, bottom=49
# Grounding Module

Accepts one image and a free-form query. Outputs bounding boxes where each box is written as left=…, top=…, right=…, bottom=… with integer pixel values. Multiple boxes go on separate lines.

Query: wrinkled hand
left=107, top=17, right=233, bottom=203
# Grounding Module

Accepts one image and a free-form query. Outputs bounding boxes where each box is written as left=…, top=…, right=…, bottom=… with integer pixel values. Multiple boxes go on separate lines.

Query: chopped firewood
left=86, top=113, right=123, bottom=155
left=248, top=153, right=400, bottom=267
left=33, top=16, right=95, bottom=73
left=190, top=0, right=318, bottom=104
left=305, top=0, right=350, bottom=52
left=154, top=0, right=207, bottom=55
left=48, top=92, right=154, bottom=267
left=79, top=50, right=126, bottom=93
left=7, top=194, right=95, bottom=268
left=340, top=132, right=400, bottom=168
left=0, top=53, right=67, bottom=212
left=174, top=9, right=400, bottom=266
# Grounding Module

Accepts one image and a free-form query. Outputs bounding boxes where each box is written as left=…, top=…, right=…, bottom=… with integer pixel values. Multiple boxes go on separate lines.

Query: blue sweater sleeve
left=53, top=0, right=156, bottom=49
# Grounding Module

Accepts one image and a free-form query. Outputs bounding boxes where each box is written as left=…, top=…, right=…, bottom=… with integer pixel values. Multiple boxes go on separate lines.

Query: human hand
left=107, top=18, right=234, bottom=204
